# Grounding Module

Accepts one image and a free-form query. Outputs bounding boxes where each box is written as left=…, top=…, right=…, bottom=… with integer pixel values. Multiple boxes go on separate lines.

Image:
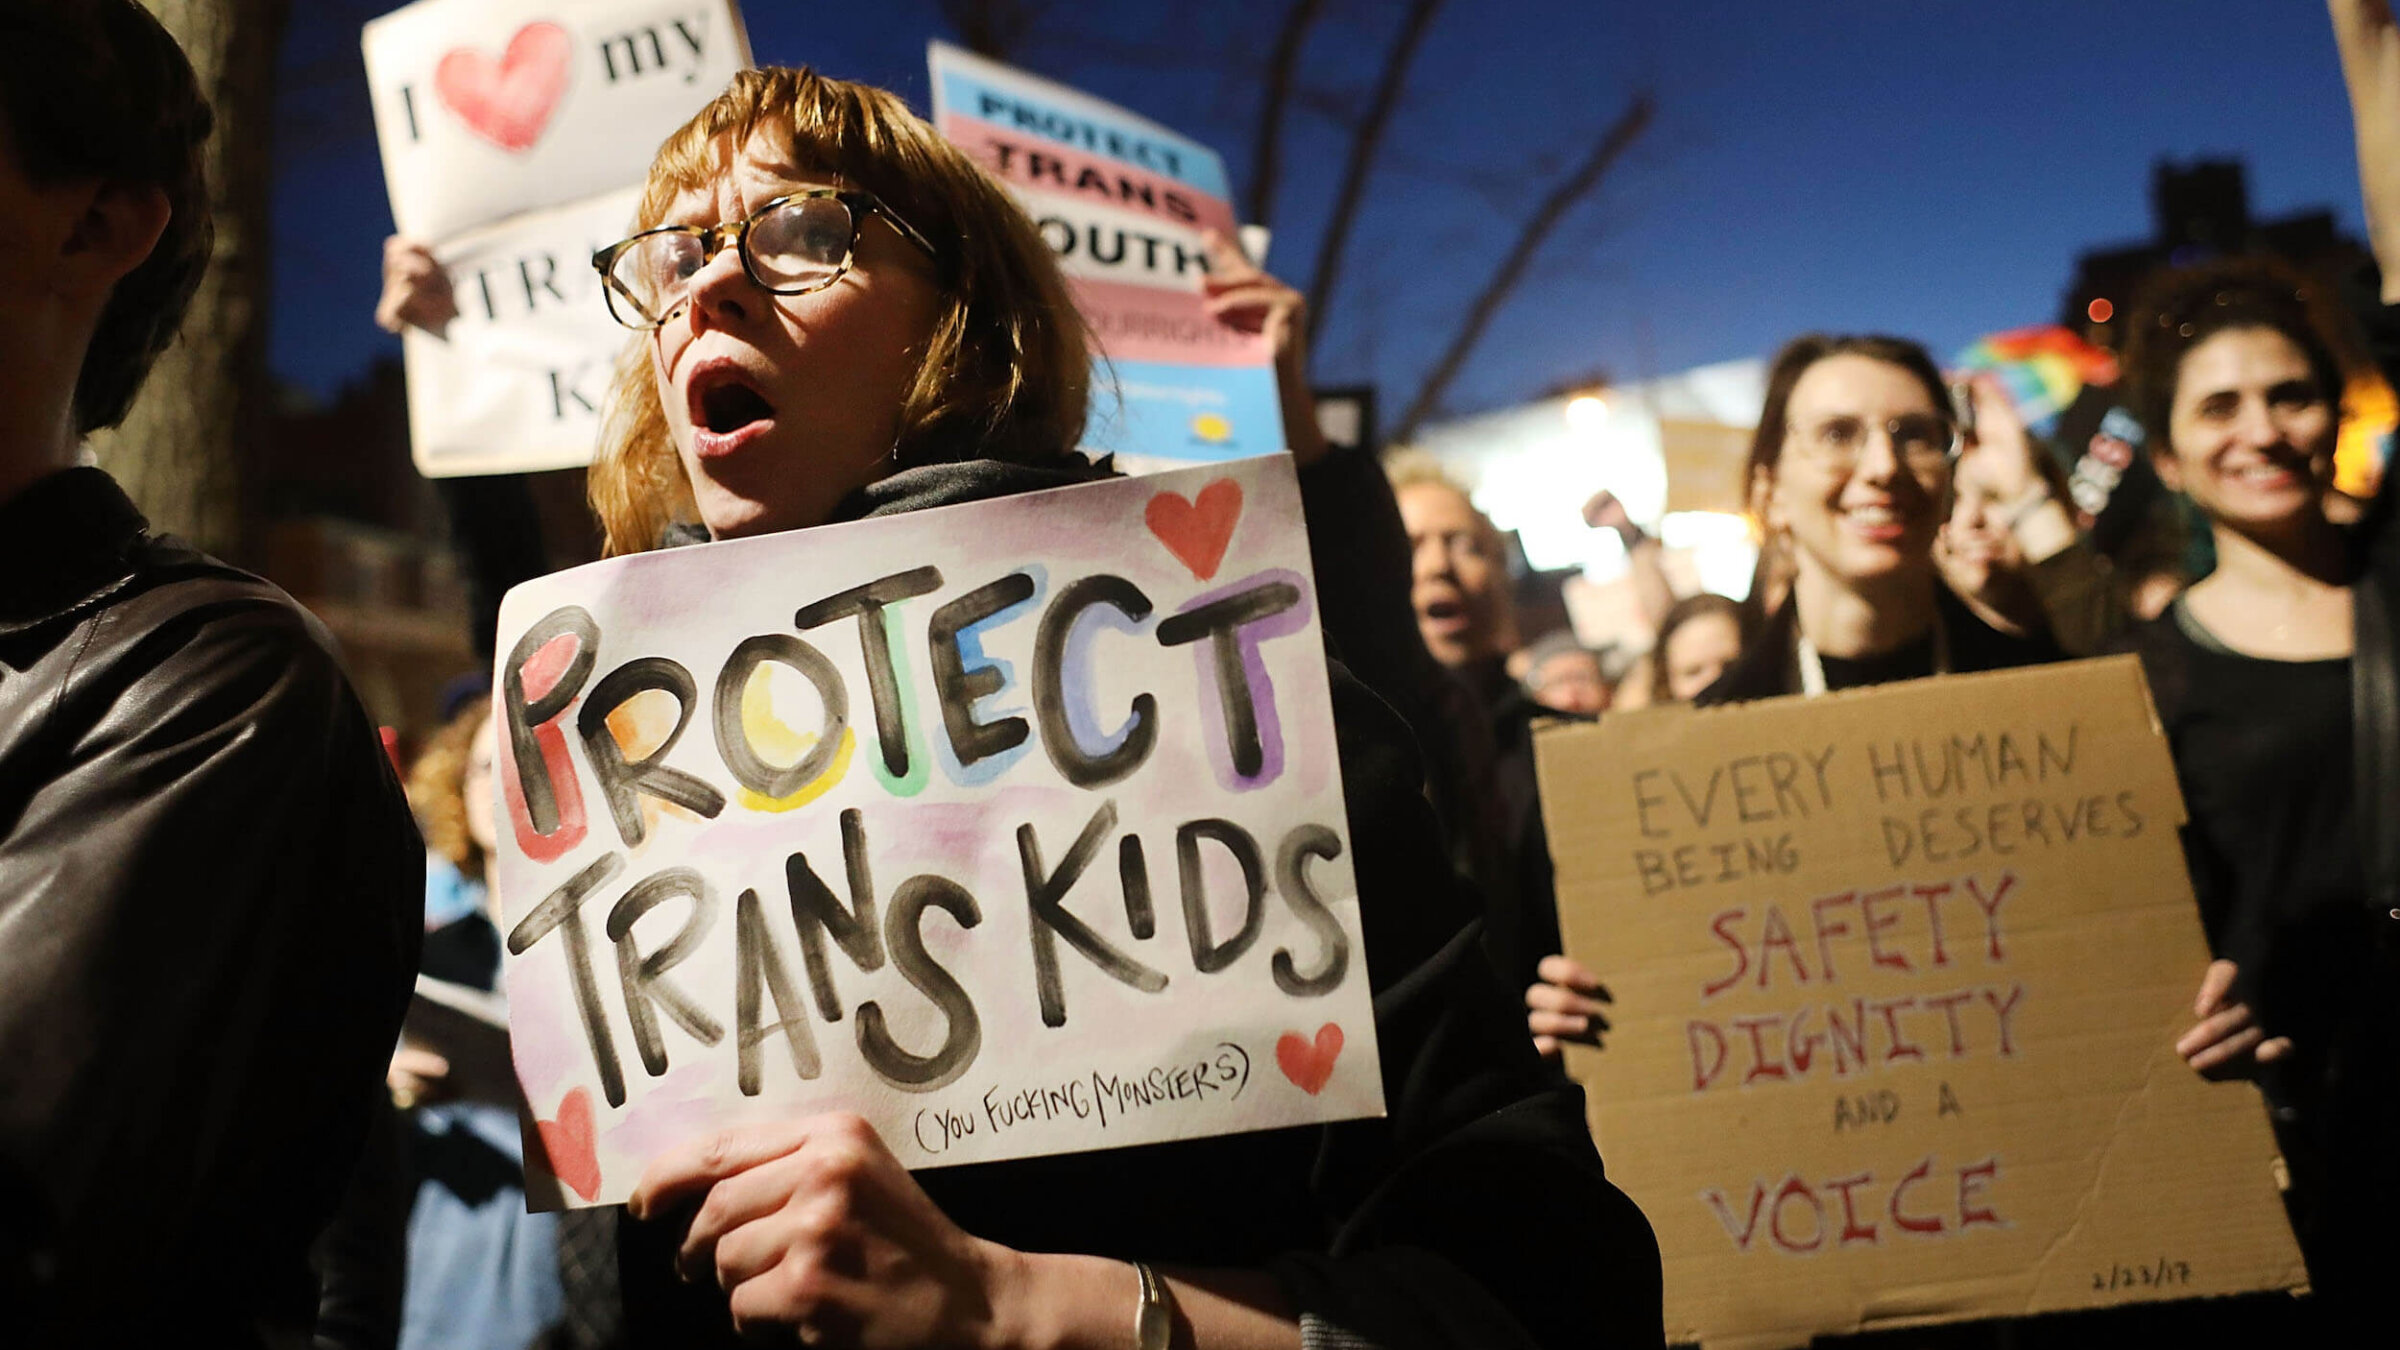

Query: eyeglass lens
left=1797, top=414, right=1954, bottom=467
left=608, top=196, right=858, bottom=326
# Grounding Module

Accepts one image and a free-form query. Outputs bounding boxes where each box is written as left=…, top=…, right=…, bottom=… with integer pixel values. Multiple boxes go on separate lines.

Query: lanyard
left=1796, top=612, right=1950, bottom=698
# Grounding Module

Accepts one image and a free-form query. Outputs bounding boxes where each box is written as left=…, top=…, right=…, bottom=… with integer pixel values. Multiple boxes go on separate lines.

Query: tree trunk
left=88, top=0, right=288, bottom=562
left=1394, top=92, right=1654, bottom=442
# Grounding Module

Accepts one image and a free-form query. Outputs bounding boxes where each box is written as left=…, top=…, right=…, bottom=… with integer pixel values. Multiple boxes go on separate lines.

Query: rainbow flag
left=1953, top=326, right=2121, bottom=436
left=2338, top=370, right=2395, bottom=499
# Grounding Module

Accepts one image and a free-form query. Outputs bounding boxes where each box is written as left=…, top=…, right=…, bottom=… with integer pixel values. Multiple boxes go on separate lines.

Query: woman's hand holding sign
left=2175, top=959, right=2292, bottom=1079
left=1199, top=231, right=1329, bottom=468
left=633, top=1113, right=1017, bottom=1347
left=375, top=235, right=459, bottom=337
left=1525, top=955, right=1613, bottom=1060
left=632, top=1112, right=1303, bottom=1348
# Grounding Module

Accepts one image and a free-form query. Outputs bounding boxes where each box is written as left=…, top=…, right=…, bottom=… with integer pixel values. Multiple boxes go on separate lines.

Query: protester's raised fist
left=1581, top=489, right=1650, bottom=546
left=376, top=236, right=459, bottom=338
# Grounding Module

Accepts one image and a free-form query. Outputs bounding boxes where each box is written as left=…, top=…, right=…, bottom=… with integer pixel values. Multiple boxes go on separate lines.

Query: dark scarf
left=657, top=455, right=1120, bottom=549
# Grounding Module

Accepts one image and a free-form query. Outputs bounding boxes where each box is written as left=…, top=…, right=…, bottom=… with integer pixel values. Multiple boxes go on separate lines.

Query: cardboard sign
left=1658, top=417, right=1755, bottom=516
left=490, top=456, right=1383, bottom=1208
left=398, top=187, right=639, bottom=478
left=929, top=43, right=1286, bottom=467
left=363, top=0, right=750, bottom=241
left=1534, top=659, right=2305, bottom=1348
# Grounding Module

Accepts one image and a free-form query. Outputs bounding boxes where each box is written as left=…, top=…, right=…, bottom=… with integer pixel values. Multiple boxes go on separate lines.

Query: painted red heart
left=1144, top=478, right=1244, bottom=580
left=1276, top=1022, right=1345, bottom=1095
left=534, top=1086, right=602, bottom=1202
left=434, top=22, right=572, bottom=153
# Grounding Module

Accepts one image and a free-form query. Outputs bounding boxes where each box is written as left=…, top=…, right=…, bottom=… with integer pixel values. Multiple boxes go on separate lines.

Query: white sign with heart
left=363, top=0, right=752, bottom=242
left=488, top=455, right=1386, bottom=1208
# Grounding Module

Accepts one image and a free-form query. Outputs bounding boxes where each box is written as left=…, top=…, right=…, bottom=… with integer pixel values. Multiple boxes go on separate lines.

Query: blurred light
left=1659, top=511, right=1759, bottom=600
left=1564, top=394, right=1609, bottom=434
left=2086, top=297, right=2114, bottom=324
left=1474, top=412, right=1664, bottom=572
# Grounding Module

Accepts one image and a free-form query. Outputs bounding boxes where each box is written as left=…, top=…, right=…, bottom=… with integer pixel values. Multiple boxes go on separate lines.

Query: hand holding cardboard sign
left=376, top=236, right=460, bottom=338
left=2175, top=958, right=2293, bottom=1079
left=1200, top=231, right=1328, bottom=466
left=1525, top=953, right=1612, bottom=1060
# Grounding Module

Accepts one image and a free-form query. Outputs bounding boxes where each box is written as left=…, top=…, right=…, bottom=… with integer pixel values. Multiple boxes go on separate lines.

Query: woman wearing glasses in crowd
left=533, top=66, right=1663, bottom=1350
left=1702, top=336, right=2062, bottom=701
left=1524, top=336, right=2063, bottom=1057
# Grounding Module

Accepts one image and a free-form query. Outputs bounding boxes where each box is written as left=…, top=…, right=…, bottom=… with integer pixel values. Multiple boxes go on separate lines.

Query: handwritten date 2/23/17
left=2092, top=1256, right=2191, bottom=1295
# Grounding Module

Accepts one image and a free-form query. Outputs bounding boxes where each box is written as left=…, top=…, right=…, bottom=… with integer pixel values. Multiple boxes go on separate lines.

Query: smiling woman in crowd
left=558, top=65, right=1660, bottom=1350
left=1526, top=336, right=2063, bottom=1068
left=1702, top=334, right=2061, bottom=701
left=2120, top=257, right=2400, bottom=1320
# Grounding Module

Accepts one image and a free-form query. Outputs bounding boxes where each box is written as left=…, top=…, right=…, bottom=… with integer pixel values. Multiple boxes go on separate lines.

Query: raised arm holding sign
left=929, top=43, right=1289, bottom=468
left=361, top=0, right=751, bottom=478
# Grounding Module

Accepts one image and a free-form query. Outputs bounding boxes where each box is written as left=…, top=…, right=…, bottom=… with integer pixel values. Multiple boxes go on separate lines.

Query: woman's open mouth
left=1418, top=594, right=1470, bottom=636
left=686, top=360, right=780, bottom=460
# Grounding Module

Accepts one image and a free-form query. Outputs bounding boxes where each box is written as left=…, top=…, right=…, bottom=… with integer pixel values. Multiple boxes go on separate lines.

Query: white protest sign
left=929, top=43, right=1286, bottom=466
left=401, top=188, right=638, bottom=478
left=363, top=0, right=749, bottom=477
left=363, top=0, right=750, bottom=242
left=490, top=456, right=1385, bottom=1208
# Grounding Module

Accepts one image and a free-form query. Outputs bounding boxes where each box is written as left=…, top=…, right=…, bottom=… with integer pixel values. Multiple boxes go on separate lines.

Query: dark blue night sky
left=272, top=0, right=2368, bottom=422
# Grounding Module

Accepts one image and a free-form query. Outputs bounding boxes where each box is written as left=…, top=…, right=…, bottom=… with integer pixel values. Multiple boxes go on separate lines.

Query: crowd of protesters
left=6, top=0, right=2400, bottom=1346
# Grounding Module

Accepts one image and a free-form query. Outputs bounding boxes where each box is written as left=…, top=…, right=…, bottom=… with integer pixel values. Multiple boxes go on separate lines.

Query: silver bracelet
left=1131, top=1260, right=1172, bottom=1350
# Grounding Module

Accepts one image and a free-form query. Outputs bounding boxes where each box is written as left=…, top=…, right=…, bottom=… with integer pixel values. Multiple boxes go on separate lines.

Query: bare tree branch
left=1245, top=0, right=1326, bottom=229
left=1393, top=91, right=1655, bottom=443
left=1304, top=0, right=1443, bottom=357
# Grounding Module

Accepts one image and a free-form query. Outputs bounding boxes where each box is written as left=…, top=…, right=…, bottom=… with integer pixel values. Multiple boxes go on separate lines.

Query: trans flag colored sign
left=929, top=42, right=1286, bottom=467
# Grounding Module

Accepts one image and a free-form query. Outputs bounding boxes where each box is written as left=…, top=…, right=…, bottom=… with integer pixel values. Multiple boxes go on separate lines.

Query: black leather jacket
left=0, top=468, right=423, bottom=1345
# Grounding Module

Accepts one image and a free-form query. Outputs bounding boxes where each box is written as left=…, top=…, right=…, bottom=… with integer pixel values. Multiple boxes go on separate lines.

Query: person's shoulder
left=2110, top=608, right=2204, bottom=723
left=2110, top=605, right=2184, bottom=653
left=1695, top=605, right=1794, bottom=706
left=76, top=537, right=354, bottom=724
left=120, top=536, right=337, bottom=646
